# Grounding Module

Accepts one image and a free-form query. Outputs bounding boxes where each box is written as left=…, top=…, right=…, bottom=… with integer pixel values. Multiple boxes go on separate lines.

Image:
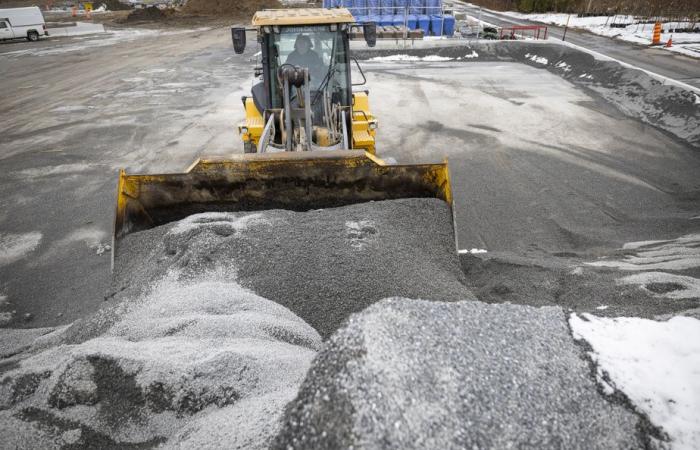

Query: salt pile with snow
left=275, top=298, right=645, bottom=449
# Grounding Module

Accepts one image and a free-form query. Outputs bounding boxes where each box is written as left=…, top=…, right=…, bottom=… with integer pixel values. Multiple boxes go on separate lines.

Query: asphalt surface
left=451, top=0, right=700, bottom=88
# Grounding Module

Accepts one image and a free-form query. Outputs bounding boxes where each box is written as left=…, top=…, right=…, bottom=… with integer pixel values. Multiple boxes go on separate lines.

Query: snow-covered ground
left=571, top=314, right=700, bottom=450
left=577, top=232, right=700, bottom=449
left=501, top=12, right=700, bottom=58
left=47, top=22, right=105, bottom=38
left=1, top=28, right=209, bottom=58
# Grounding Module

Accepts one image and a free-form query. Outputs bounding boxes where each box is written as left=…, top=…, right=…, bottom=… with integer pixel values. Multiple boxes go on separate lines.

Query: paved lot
left=0, top=28, right=698, bottom=327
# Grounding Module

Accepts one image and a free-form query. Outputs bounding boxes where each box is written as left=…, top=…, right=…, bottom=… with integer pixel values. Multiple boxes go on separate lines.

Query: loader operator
left=285, top=34, right=324, bottom=86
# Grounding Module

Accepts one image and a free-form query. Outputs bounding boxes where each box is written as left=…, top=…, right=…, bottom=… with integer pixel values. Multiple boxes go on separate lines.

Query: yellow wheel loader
left=113, top=8, right=453, bottom=245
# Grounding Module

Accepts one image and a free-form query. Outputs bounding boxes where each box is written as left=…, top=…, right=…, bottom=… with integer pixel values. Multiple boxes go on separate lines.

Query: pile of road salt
left=0, top=198, right=472, bottom=448
left=112, top=198, right=473, bottom=338
left=274, top=298, right=646, bottom=449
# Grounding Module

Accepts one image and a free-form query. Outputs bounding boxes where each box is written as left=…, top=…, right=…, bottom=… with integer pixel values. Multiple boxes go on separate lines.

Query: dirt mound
left=98, top=0, right=132, bottom=11
left=125, top=6, right=173, bottom=23
left=182, top=0, right=282, bottom=17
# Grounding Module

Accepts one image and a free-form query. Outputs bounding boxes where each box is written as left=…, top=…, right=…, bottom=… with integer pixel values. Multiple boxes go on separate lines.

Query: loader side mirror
left=232, top=27, right=246, bottom=54
left=363, top=22, right=377, bottom=48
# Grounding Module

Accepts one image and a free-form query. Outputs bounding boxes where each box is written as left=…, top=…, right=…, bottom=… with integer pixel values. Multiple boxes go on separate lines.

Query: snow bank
left=500, top=12, right=700, bottom=58
left=370, top=54, right=453, bottom=62
left=275, top=298, right=643, bottom=449
left=570, top=313, right=700, bottom=450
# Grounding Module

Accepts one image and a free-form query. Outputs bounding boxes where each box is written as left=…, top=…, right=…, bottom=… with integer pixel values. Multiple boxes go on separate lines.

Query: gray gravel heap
left=273, top=298, right=643, bottom=450
left=113, top=197, right=473, bottom=339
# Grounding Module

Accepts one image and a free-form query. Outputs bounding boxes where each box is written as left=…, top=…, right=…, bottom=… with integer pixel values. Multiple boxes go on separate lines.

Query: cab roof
left=251, top=8, right=355, bottom=26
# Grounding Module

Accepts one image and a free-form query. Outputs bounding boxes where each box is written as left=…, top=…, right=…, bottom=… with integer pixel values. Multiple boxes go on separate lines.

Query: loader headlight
left=240, top=126, right=249, bottom=134
left=368, top=121, right=377, bottom=130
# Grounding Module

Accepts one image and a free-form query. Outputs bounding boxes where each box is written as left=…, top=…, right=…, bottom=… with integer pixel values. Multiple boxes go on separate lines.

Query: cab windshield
left=268, top=25, right=349, bottom=107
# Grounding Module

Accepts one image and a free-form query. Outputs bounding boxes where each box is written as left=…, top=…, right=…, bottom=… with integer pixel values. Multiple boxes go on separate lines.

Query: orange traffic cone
left=651, top=21, right=661, bottom=45
left=665, top=36, right=673, bottom=47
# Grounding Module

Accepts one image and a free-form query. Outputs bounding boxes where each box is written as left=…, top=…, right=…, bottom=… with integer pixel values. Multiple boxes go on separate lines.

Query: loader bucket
left=114, top=150, right=452, bottom=241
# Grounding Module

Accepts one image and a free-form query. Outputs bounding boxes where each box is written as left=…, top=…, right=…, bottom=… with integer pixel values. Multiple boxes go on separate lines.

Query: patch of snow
left=587, top=234, right=700, bottom=271
left=346, top=220, right=376, bottom=250
left=524, top=53, right=548, bottom=65
left=691, top=215, right=700, bottom=220
left=461, top=50, right=479, bottom=59
left=570, top=313, right=700, bottom=450
left=122, top=77, right=147, bottom=83
left=94, top=243, right=112, bottom=255
left=169, top=212, right=270, bottom=237
left=458, top=248, right=488, bottom=254
left=369, top=54, right=452, bottom=62
left=15, top=163, right=98, bottom=178
left=139, top=68, right=175, bottom=75
left=51, top=105, right=95, bottom=113
left=595, top=305, right=609, bottom=310
left=555, top=61, right=572, bottom=72
left=34, top=227, right=107, bottom=264
left=618, top=272, right=700, bottom=299
left=570, top=267, right=584, bottom=275
left=0, top=232, right=42, bottom=266
left=422, top=55, right=453, bottom=62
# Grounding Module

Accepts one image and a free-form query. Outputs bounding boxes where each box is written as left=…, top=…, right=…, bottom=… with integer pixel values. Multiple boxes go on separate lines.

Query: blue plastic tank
left=417, top=14, right=430, bottom=34
left=406, top=14, right=418, bottom=29
left=430, top=14, right=443, bottom=36
left=443, top=14, right=455, bottom=35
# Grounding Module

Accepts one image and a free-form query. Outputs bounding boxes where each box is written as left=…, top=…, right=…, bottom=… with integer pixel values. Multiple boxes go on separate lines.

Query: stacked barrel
left=323, top=0, right=456, bottom=36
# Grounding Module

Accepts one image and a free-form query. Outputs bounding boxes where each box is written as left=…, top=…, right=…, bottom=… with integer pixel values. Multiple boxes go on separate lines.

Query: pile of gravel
left=0, top=198, right=472, bottom=448
left=274, top=298, right=645, bottom=449
left=0, top=277, right=321, bottom=449
left=113, top=198, right=473, bottom=338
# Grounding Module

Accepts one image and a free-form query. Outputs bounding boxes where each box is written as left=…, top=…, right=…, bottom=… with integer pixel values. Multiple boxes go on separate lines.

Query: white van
left=0, top=7, right=48, bottom=42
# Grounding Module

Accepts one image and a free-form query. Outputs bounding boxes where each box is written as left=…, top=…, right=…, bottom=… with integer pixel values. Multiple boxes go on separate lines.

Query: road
left=0, top=27, right=698, bottom=329
left=451, top=1, right=700, bottom=89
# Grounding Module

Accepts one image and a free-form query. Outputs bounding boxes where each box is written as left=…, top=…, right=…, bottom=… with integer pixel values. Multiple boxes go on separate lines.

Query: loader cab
left=264, top=24, right=351, bottom=113
left=233, top=8, right=378, bottom=154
